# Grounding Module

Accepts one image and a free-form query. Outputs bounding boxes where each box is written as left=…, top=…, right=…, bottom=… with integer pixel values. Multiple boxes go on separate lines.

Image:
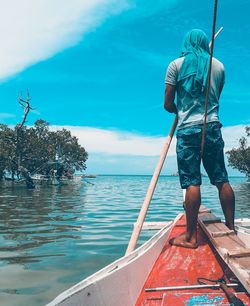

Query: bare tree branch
left=16, top=90, right=34, bottom=170
left=18, top=90, right=33, bottom=128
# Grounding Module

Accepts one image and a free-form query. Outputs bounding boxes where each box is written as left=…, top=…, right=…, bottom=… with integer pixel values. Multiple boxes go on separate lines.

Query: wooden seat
left=198, top=207, right=250, bottom=294
left=227, top=249, right=250, bottom=259
left=211, top=230, right=234, bottom=238
left=199, top=213, right=221, bottom=224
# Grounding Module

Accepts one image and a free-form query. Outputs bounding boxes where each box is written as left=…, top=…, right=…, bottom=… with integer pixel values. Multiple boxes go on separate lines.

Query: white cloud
left=86, top=153, right=178, bottom=175
left=0, top=113, right=16, bottom=120
left=52, top=125, right=176, bottom=156
left=47, top=124, right=250, bottom=175
left=0, top=0, right=129, bottom=81
left=50, top=124, right=248, bottom=157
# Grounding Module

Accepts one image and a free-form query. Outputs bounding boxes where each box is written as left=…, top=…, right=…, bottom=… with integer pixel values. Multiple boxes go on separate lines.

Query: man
left=164, top=29, right=235, bottom=249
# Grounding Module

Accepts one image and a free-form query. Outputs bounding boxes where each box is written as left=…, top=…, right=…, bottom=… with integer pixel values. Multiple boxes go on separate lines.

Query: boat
left=31, top=173, right=82, bottom=186
left=46, top=205, right=250, bottom=306
left=3, top=172, right=82, bottom=187
left=82, top=174, right=97, bottom=179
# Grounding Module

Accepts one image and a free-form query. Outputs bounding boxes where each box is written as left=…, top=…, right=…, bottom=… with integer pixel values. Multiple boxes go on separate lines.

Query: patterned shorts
left=176, top=122, right=229, bottom=189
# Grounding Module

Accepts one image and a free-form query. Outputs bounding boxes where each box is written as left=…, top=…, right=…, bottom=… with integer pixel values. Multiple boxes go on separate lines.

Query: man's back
left=165, top=56, right=225, bottom=129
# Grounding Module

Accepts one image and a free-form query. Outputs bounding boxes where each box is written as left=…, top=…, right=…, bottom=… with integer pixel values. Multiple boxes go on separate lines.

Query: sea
left=0, top=175, right=249, bottom=306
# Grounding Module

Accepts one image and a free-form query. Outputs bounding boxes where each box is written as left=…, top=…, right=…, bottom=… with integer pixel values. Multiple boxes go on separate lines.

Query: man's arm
left=164, top=84, right=177, bottom=114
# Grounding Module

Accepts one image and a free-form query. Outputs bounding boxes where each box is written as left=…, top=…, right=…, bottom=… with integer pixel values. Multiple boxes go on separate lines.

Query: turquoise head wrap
left=178, top=29, right=210, bottom=98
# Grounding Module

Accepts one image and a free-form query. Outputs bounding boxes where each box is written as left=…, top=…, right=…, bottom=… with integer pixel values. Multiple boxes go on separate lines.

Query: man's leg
left=202, top=123, right=234, bottom=229
left=170, top=185, right=200, bottom=248
left=216, top=182, right=235, bottom=230
left=172, top=129, right=202, bottom=249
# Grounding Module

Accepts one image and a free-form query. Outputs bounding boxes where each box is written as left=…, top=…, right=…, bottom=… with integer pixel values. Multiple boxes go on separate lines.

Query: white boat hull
left=46, top=221, right=173, bottom=306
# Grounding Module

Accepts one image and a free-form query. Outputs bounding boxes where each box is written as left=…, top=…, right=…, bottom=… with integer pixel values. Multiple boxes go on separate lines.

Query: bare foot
left=169, top=232, right=198, bottom=249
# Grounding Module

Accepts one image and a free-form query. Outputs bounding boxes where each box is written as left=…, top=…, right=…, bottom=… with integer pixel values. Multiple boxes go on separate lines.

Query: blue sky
left=0, top=0, right=249, bottom=175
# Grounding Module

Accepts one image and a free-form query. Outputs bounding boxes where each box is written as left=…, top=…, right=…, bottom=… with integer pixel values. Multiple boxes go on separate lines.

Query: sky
left=0, top=0, right=249, bottom=175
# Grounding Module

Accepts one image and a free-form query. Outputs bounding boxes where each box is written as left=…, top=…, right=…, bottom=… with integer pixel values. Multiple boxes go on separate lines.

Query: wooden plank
left=228, top=249, right=250, bottom=259
left=198, top=206, right=250, bottom=295
left=211, top=230, right=234, bottom=238
left=199, top=213, right=221, bottom=224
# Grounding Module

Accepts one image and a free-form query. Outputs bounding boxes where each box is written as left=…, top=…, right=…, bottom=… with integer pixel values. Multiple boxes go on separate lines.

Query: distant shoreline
left=98, top=174, right=246, bottom=179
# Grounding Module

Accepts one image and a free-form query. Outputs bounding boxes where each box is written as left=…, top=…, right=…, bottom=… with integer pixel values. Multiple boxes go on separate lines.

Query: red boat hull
left=136, top=214, right=250, bottom=305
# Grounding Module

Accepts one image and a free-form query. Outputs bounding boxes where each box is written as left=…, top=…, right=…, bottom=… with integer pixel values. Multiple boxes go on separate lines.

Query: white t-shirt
left=165, top=57, right=225, bottom=129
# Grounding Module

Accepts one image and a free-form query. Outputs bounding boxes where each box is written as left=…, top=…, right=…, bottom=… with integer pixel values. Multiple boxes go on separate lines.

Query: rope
left=197, top=276, right=225, bottom=288
left=197, top=276, right=245, bottom=306
left=200, top=0, right=219, bottom=158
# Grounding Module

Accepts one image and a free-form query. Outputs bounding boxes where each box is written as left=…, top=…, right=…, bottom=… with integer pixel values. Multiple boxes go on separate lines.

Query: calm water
left=0, top=175, right=249, bottom=306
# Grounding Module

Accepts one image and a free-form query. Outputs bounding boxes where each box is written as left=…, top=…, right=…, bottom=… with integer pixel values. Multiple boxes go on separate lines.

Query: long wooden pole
left=209, top=26, right=223, bottom=48
left=201, top=0, right=218, bottom=158
left=125, top=116, right=178, bottom=255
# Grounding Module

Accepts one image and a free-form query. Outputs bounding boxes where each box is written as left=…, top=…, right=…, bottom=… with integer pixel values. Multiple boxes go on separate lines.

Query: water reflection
left=0, top=184, right=85, bottom=266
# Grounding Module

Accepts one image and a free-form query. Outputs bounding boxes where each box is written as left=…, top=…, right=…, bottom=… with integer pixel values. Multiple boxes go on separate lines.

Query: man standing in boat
left=164, top=29, right=235, bottom=248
